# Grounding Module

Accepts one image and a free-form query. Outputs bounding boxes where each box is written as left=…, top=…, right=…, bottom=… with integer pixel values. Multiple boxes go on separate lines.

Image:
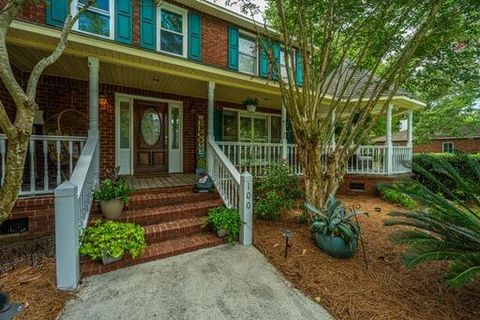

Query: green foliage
left=242, top=97, right=259, bottom=106
left=79, top=220, right=147, bottom=260
left=297, top=206, right=310, bottom=224
left=377, top=183, right=418, bottom=209
left=412, top=153, right=480, bottom=199
left=206, top=206, right=243, bottom=243
left=93, top=178, right=134, bottom=204
left=254, top=162, right=302, bottom=220
left=384, top=153, right=480, bottom=288
left=306, top=195, right=366, bottom=247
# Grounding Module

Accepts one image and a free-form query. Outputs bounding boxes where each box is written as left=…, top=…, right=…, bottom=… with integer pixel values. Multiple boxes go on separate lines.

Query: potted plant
left=79, top=220, right=147, bottom=265
left=93, top=167, right=133, bottom=219
left=205, top=206, right=243, bottom=243
left=242, top=97, right=258, bottom=113
left=305, top=195, right=366, bottom=258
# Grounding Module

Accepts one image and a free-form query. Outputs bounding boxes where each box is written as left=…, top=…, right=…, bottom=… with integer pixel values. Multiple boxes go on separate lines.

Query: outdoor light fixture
left=375, top=207, right=381, bottom=213
left=98, top=91, right=108, bottom=107
left=282, top=229, right=293, bottom=258
left=0, top=292, right=23, bottom=320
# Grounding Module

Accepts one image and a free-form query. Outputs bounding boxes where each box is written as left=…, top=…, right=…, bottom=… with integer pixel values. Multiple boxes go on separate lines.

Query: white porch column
left=407, top=110, right=413, bottom=147
left=281, top=102, right=288, bottom=160
left=386, top=104, right=394, bottom=175
left=330, top=108, right=336, bottom=148
left=88, top=57, right=99, bottom=136
left=207, top=81, right=215, bottom=175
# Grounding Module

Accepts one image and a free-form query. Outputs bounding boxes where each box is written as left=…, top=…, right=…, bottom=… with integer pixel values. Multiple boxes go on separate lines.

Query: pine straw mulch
left=253, top=195, right=480, bottom=320
left=0, top=258, right=73, bottom=320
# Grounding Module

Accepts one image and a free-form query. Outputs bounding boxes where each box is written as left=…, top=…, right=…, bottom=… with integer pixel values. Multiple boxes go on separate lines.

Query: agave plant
left=384, top=152, right=480, bottom=288
left=306, top=195, right=365, bottom=246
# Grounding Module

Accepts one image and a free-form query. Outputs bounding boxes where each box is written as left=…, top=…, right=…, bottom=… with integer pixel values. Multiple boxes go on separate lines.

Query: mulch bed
left=0, top=258, right=72, bottom=320
left=253, top=195, right=480, bottom=320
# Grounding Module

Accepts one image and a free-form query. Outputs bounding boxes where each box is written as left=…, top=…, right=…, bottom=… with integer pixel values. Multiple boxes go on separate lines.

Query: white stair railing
left=54, top=135, right=99, bottom=290
left=208, top=137, right=252, bottom=245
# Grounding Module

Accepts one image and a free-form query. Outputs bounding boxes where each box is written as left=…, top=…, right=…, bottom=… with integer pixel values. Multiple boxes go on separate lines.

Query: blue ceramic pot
left=314, top=232, right=358, bottom=259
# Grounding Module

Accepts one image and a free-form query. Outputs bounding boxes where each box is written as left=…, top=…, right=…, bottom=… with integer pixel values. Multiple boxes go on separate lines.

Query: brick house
left=373, top=125, right=480, bottom=154
left=0, top=0, right=425, bottom=288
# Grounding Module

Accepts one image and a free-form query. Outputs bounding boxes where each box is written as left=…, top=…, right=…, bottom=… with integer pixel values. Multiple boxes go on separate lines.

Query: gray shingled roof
left=323, top=61, right=416, bottom=100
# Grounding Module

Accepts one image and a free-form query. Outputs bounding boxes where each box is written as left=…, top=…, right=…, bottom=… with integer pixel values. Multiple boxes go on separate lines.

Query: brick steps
left=81, top=234, right=224, bottom=277
left=144, top=217, right=206, bottom=243
left=81, top=186, right=225, bottom=277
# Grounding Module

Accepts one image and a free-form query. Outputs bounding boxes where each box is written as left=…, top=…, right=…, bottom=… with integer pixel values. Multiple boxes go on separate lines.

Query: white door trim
left=168, top=102, right=183, bottom=173
left=114, top=93, right=184, bottom=175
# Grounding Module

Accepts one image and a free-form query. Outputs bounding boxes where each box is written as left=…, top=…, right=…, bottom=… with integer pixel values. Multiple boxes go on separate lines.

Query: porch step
left=144, top=217, right=207, bottom=243
left=90, top=199, right=223, bottom=225
left=81, top=234, right=224, bottom=277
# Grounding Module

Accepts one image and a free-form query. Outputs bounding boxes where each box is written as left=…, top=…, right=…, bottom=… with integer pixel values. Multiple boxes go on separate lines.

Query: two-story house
left=0, top=0, right=424, bottom=289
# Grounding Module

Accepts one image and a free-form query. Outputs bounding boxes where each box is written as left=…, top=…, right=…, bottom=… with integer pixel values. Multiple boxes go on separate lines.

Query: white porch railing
left=0, top=134, right=87, bottom=196
left=208, top=137, right=252, bottom=245
left=216, top=141, right=412, bottom=176
left=55, top=135, right=99, bottom=290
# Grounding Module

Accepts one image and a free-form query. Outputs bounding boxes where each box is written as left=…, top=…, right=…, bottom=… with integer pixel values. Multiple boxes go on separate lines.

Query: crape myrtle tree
left=227, top=0, right=480, bottom=210
left=0, top=0, right=94, bottom=221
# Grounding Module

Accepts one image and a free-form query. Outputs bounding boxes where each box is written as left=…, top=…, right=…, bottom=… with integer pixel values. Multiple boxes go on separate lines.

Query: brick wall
left=338, top=174, right=411, bottom=196
left=414, top=138, right=480, bottom=153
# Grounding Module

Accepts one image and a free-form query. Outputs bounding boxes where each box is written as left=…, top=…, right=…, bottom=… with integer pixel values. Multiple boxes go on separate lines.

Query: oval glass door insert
left=141, top=108, right=161, bottom=146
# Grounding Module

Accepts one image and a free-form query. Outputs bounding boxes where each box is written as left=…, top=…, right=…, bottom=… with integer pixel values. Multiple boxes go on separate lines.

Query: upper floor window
left=158, top=4, right=188, bottom=57
left=280, top=48, right=295, bottom=82
left=75, top=0, right=114, bottom=39
left=239, top=33, right=257, bottom=75
left=442, top=142, right=454, bottom=153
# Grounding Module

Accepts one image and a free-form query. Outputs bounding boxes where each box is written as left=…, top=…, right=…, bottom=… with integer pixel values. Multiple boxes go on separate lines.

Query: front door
left=134, top=101, right=168, bottom=173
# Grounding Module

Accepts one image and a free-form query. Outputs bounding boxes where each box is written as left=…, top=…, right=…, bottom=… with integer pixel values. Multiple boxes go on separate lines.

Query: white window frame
left=238, top=30, right=258, bottom=76
left=223, top=108, right=281, bottom=143
left=72, top=0, right=115, bottom=40
left=157, top=3, right=188, bottom=58
left=280, top=47, right=295, bottom=82
left=442, top=141, right=455, bottom=153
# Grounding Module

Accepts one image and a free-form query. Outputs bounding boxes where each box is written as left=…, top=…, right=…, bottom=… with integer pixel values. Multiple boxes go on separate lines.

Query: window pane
left=80, top=0, right=109, bottom=11
left=239, top=54, right=256, bottom=74
left=240, top=117, right=252, bottom=142
left=79, top=11, right=110, bottom=37
left=141, top=108, right=161, bottom=146
left=120, top=102, right=130, bottom=149
left=239, top=35, right=256, bottom=56
left=271, top=116, right=281, bottom=143
left=171, top=108, right=180, bottom=149
left=160, top=30, right=183, bottom=55
left=223, top=111, right=238, bottom=141
left=253, top=118, right=267, bottom=142
left=161, top=9, right=183, bottom=33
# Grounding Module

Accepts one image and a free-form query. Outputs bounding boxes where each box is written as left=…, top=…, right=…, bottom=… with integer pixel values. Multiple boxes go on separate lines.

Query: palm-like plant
left=384, top=153, right=480, bottom=288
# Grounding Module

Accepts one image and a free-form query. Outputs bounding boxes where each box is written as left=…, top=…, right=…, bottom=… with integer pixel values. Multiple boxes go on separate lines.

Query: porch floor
left=124, top=174, right=196, bottom=190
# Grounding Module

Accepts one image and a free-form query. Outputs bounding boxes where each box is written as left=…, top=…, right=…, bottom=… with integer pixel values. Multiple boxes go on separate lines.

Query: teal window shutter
left=188, top=11, right=202, bottom=61
left=140, top=0, right=156, bottom=49
left=259, top=38, right=269, bottom=78
left=214, top=109, right=223, bottom=141
left=295, top=50, right=304, bottom=86
left=228, top=26, right=239, bottom=70
left=45, top=0, right=68, bottom=27
left=115, top=0, right=132, bottom=44
left=272, top=42, right=281, bottom=80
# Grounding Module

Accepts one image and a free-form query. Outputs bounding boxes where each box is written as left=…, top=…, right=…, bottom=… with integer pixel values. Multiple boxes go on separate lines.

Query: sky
left=206, top=0, right=267, bottom=22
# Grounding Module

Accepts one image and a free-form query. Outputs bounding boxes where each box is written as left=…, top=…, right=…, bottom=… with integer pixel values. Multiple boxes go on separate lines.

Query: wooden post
left=386, top=104, right=393, bottom=175
left=239, top=172, right=253, bottom=245
left=207, top=81, right=215, bottom=176
left=88, top=57, right=100, bottom=183
left=281, top=102, right=288, bottom=160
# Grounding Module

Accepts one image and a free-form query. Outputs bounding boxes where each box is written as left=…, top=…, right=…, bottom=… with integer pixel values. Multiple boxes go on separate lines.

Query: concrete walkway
left=60, top=245, right=332, bottom=320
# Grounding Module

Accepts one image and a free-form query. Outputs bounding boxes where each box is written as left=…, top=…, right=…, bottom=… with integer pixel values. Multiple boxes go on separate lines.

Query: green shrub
left=412, top=153, right=480, bottom=199
left=297, top=205, right=310, bottom=224
left=384, top=153, right=480, bottom=288
left=255, top=191, right=292, bottom=220
left=377, top=183, right=418, bottom=209
left=93, top=178, right=134, bottom=204
left=79, top=220, right=147, bottom=260
left=205, top=206, right=243, bottom=243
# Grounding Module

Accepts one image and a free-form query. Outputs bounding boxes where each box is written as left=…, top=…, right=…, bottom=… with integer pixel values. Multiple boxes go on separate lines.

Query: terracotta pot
left=100, top=198, right=124, bottom=220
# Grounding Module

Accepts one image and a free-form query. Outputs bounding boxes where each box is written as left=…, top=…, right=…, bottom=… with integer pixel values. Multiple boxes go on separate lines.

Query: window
left=223, top=111, right=238, bottom=141
left=239, top=33, right=257, bottom=75
left=158, top=4, right=187, bottom=56
left=442, top=142, right=454, bottom=153
left=75, top=0, right=114, bottom=39
left=270, top=116, right=282, bottom=143
left=240, top=115, right=267, bottom=142
left=280, top=48, right=295, bottom=82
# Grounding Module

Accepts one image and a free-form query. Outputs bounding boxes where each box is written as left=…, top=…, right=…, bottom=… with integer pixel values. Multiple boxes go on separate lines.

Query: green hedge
left=412, top=153, right=480, bottom=198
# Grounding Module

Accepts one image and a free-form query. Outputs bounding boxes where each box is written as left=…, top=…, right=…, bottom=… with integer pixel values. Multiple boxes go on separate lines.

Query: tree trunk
left=0, top=133, right=30, bottom=221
